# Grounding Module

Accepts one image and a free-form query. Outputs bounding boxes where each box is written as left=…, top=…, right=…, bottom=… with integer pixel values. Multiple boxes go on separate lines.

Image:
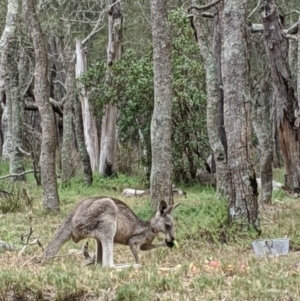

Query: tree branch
left=248, top=0, right=261, bottom=19
left=0, top=170, right=37, bottom=180
left=188, top=0, right=222, bottom=13
left=25, top=97, right=63, bottom=116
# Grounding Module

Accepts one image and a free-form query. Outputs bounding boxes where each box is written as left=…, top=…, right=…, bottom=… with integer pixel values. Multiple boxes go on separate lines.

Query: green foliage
left=80, top=9, right=209, bottom=183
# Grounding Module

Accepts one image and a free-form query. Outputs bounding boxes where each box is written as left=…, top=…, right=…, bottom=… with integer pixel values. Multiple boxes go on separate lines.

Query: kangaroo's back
left=107, top=197, right=149, bottom=244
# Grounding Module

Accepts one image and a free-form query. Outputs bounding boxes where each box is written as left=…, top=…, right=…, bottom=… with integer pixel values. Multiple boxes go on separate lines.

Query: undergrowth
left=1, top=161, right=300, bottom=300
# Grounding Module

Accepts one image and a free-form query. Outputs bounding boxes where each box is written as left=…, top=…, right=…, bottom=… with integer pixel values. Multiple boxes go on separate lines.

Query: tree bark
left=298, top=16, right=300, bottom=107
left=23, top=0, right=60, bottom=211
left=61, top=24, right=74, bottom=187
left=0, top=0, right=19, bottom=162
left=261, top=0, right=300, bottom=191
left=75, top=39, right=100, bottom=172
left=222, top=0, right=259, bottom=230
left=150, top=0, right=173, bottom=208
left=99, top=0, right=122, bottom=177
left=191, top=2, right=228, bottom=195
left=73, top=93, right=93, bottom=186
left=252, top=79, right=273, bottom=204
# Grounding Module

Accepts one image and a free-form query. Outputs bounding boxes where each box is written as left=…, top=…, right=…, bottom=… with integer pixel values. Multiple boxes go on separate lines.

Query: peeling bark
left=261, top=1, right=300, bottom=191
left=23, top=0, right=59, bottom=211
left=223, top=0, right=259, bottom=230
left=150, top=0, right=173, bottom=208
left=75, top=39, right=100, bottom=172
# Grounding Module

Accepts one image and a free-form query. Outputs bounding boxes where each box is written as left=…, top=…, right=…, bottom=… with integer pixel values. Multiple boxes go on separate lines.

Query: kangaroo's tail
left=41, top=216, right=73, bottom=260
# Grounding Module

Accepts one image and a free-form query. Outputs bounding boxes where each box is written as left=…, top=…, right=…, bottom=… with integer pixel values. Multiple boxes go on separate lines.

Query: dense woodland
left=0, top=0, right=300, bottom=242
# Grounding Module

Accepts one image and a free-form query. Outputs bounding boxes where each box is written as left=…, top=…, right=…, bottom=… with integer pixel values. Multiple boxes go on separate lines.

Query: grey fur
left=41, top=197, right=180, bottom=268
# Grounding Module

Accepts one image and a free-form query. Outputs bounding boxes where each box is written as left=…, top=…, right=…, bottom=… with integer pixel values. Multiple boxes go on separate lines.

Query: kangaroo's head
left=152, top=200, right=180, bottom=248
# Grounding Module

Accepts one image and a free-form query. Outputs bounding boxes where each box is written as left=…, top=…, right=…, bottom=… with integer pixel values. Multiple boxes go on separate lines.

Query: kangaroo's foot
left=114, top=263, right=141, bottom=270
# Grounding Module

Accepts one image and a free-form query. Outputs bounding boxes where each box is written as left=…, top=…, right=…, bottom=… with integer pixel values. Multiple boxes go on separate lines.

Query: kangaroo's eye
left=165, top=224, right=171, bottom=229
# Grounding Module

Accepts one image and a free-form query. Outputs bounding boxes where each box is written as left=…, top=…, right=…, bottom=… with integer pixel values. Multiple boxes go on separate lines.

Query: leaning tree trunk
left=75, top=39, right=100, bottom=172
left=191, top=1, right=228, bottom=195
left=261, top=1, right=300, bottom=191
left=222, top=0, right=259, bottom=230
left=150, top=0, right=173, bottom=208
left=99, top=0, right=122, bottom=177
left=252, top=79, right=273, bottom=204
left=23, top=0, right=59, bottom=211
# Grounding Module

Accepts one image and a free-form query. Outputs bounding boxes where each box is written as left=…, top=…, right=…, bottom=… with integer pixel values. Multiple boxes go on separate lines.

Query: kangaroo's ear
left=158, top=200, right=168, bottom=215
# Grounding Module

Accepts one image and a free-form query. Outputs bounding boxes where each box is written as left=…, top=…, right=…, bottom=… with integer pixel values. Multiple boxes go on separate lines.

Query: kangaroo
left=41, top=197, right=180, bottom=268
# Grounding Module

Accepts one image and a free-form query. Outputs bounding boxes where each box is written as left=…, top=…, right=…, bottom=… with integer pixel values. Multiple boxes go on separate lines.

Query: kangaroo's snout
left=165, top=238, right=175, bottom=248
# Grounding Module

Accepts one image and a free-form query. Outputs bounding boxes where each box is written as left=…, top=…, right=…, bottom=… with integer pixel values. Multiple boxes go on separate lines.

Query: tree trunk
left=191, top=2, right=228, bottom=195
left=61, top=25, right=74, bottom=187
left=252, top=80, right=273, bottom=204
left=8, top=41, right=25, bottom=180
left=222, top=0, right=259, bottom=230
left=23, top=0, right=60, bottom=211
left=0, top=0, right=20, bottom=162
left=261, top=1, right=300, bottom=191
left=75, top=39, right=100, bottom=172
left=150, top=0, right=173, bottom=208
left=288, top=39, right=297, bottom=92
left=99, top=0, right=122, bottom=177
left=73, top=93, right=93, bottom=186
left=298, top=16, right=300, bottom=107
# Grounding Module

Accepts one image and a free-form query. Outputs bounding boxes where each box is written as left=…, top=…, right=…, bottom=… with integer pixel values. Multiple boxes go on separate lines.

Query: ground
left=1, top=167, right=300, bottom=301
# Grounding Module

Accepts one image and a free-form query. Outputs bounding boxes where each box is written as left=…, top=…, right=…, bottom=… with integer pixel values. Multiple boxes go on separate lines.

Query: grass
left=1, top=162, right=300, bottom=300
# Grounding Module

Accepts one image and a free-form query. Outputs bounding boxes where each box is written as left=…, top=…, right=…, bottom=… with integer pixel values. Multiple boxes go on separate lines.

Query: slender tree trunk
left=99, top=0, right=122, bottom=177
left=61, top=24, right=74, bottom=186
left=75, top=39, right=100, bottom=172
left=73, top=93, right=93, bottom=186
left=261, top=0, right=300, bottom=191
left=252, top=79, right=273, bottom=204
left=191, top=2, right=228, bottom=195
left=0, top=0, right=20, bottom=162
left=289, top=39, right=298, bottom=92
left=23, top=0, right=59, bottom=211
left=150, top=0, right=173, bottom=208
left=8, top=40, right=25, bottom=180
left=222, top=0, right=259, bottom=230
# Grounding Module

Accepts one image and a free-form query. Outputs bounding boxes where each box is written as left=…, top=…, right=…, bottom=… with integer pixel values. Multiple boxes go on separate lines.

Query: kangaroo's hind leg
left=96, top=220, right=117, bottom=268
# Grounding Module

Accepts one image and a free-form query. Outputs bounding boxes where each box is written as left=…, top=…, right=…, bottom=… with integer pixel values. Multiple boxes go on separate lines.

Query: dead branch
left=286, top=21, right=299, bottom=35
left=20, top=227, right=33, bottom=244
left=0, top=170, right=37, bottom=180
left=188, top=0, right=222, bottom=13
left=248, top=0, right=261, bottom=19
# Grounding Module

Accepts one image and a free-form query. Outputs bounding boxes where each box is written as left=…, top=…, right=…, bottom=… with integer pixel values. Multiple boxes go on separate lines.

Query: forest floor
left=1, top=164, right=300, bottom=301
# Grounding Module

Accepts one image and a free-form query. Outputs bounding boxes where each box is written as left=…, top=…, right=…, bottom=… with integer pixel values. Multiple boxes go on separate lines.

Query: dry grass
left=1, top=171, right=300, bottom=301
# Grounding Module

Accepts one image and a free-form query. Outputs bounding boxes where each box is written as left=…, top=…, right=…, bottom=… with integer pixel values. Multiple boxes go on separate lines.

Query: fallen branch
left=0, top=170, right=37, bottom=180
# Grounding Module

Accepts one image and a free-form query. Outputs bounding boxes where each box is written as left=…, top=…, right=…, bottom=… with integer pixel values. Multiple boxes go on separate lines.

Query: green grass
left=1, top=161, right=300, bottom=300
